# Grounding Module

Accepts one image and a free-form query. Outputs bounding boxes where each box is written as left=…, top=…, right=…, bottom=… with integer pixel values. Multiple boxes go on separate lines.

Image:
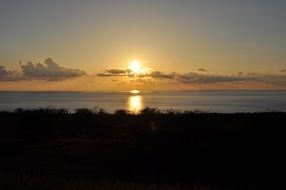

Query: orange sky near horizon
left=1, top=1, right=286, bottom=91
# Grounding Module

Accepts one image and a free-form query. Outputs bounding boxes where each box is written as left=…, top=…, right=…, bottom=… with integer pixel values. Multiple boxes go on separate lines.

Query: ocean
left=0, top=91, right=286, bottom=113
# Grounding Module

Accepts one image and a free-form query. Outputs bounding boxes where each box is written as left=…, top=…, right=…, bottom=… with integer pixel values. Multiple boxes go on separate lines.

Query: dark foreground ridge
left=1, top=108, right=286, bottom=189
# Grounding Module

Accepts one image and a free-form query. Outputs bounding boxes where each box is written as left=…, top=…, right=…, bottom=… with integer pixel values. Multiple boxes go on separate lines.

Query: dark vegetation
left=0, top=107, right=286, bottom=189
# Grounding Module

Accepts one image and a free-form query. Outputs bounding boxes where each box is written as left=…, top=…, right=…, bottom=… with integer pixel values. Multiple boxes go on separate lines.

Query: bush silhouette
left=0, top=108, right=286, bottom=189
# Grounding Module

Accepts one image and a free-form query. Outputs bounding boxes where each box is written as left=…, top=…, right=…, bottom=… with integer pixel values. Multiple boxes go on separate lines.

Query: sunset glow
left=130, top=90, right=140, bottom=94
left=0, top=1, right=286, bottom=91
left=128, top=95, right=143, bottom=114
left=129, top=60, right=142, bottom=74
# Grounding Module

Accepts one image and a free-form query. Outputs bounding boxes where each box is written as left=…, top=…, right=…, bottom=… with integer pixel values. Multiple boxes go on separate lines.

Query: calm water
left=0, top=91, right=286, bottom=113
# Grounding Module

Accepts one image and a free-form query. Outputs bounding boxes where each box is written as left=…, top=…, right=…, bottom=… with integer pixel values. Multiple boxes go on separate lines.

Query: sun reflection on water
left=128, top=95, right=143, bottom=114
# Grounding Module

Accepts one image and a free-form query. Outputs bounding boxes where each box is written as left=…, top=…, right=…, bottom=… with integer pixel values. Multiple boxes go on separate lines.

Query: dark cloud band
left=0, top=66, right=22, bottom=81
left=0, top=58, right=86, bottom=81
left=97, top=68, right=286, bottom=85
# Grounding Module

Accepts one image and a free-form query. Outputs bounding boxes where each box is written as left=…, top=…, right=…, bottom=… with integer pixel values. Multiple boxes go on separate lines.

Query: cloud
left=148, top=71, right=177, bottom=79
left=97, top=67, right=286, bottom=85
left=97, top=69, right=131, bottom=77
left=244, top=72, right=286, bottom=84
left=105, top=69, right=127, bottom=75
left=97, top=69, right=176, bottom=80
left=97, top=73, right=116, bottom=77
left=20, top=58, right=86, bottom=81
left=175, top=72, right=286, bottom=85
left=198, top=68, right=207, bottom=72
left=237, top=72, right=244, bottom=76
left=97, top=68, right=249, bottom=83
left=130, top=78, right=154, bottom=84
left=176, top=72, right=250, bottom=83
left=0, top=58, right=86, bottom=81
left=0, top=65, right=22, bottom=81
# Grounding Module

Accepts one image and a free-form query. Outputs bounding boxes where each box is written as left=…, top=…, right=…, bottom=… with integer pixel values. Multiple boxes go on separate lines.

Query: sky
left=0, top=0, right=286, bottom=91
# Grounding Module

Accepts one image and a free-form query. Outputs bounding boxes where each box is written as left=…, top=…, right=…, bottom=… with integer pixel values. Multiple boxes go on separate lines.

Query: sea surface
left=0, top=91, right=286, bottom=113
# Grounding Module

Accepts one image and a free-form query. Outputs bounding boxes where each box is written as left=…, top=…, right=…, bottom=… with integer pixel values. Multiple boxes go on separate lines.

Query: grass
left=0, top=174, right=217, bottom=190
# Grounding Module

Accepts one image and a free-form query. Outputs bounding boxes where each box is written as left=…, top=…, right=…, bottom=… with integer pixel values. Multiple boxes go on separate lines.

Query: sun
left=129, top=60, right=141, bottom=74
left=130, top=90, right=140, bottom=94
